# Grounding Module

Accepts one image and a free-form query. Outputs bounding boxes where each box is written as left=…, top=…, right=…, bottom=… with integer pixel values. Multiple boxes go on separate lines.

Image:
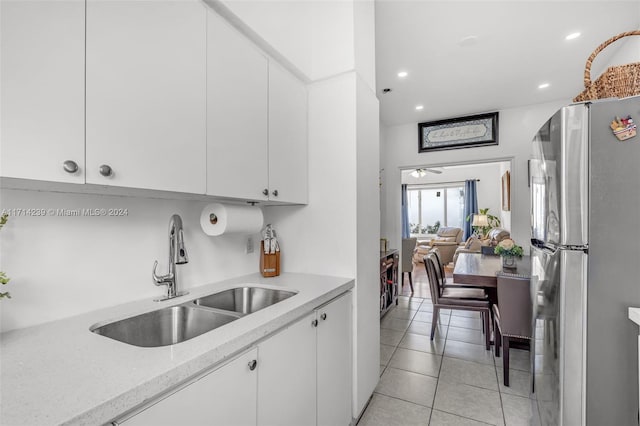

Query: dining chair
left=401, top=238, right=417, bottom=293
left=428, top=247, right=449, bottom=284
left=430, top=246, right=488, bottom=332
left=493, top=273, right=532, bottom=386
left=430, top=247, right=480, bottom=289
left=423, top=253, right=490, bottom=349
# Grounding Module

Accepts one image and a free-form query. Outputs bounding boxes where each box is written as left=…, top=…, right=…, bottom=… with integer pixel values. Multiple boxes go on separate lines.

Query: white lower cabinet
left=257, top=292, right=352, bottom=426
left=114, top=292, right=352, bottom=426
left=257, top=312, right=317, bottom=426
left=316, top=292, right=352, bottom=426
left=118, top=348, right=258, bottom=426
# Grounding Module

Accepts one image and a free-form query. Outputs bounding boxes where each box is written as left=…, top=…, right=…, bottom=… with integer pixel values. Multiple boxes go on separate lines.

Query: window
left=407, top=185, right=464, bottom=236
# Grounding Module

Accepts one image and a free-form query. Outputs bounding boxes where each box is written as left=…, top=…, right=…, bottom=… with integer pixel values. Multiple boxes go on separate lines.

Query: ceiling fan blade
left=425, top=168, right=443, bottom=174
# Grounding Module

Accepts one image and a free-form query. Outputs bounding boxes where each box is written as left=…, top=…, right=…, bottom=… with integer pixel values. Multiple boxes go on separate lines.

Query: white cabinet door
left=268, top=61, right=308, bottom=204
left=317, top=292, right=353, bottom=426
left=86, top=0, right=206, bottom=193
left=257, top=313, right=316, bottom=426
left=0, top=0, right=85, bottom=183
left=206, top=9, right=268, bottom=201
left=121, top=348, right=258, bottom=426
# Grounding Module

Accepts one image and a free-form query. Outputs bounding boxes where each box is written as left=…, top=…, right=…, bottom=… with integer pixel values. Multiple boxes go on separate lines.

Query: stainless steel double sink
left=90, top=287, right=296, bottom=347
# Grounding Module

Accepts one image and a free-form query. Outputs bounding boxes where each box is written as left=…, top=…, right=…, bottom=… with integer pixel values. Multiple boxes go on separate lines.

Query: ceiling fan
left=411, top=168, right=443, bottom=178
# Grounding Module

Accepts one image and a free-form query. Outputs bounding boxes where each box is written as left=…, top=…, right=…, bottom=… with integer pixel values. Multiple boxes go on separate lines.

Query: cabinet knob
left=248, top=359, right=257, bottom=371
left=262, top=188, right=269, bottom=196
left=63, top=160, right=79, bottom=174
left=271, top=190, right=278, bottom=197
left=311, top=319, right=318, bottom=327
left=320, top=313, right=327, bottom=321
left=99, top=164, right=113, bottom=177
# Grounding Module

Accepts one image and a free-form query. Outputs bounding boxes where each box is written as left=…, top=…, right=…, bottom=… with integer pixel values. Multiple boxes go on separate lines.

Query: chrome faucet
left=152, top=214, right=189, bottom=301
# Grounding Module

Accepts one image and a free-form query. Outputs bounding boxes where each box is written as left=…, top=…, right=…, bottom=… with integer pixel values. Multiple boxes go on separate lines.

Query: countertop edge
left=628, top=307, right=640, bottom=327
left=1, top=273, right=355, bottom=426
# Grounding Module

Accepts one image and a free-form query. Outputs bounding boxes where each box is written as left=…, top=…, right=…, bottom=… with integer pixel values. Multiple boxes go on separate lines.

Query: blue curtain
left=401, top=184, right=410, bottom=238
left=463, top=180, right=478, bottom=240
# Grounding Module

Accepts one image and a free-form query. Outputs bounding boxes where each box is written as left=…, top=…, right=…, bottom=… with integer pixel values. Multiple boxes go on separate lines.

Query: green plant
left=409, top=223, right=426, bottom=234
left=425, top=220, right=441, bottom=234
left=466, top=207, right=501, bottom=238
left=410, top=220, right=441, bottom=235
left=0, top=213, right=11, bottom=299
left=494, top=238, right=524, bottom=257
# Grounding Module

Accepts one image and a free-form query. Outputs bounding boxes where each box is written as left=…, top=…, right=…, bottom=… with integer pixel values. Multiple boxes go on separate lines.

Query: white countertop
left=629, top=307, right=640, bottom=327
left=0, top=272, right=354, bottom=425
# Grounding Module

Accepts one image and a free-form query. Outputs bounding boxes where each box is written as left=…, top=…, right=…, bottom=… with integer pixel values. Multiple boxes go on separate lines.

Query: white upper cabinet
left=2, top=2, right=306, bottom=203
left=206, top=9, right=269, bottom=201
left=0, top=0, right=85, bottom=183
left=85, top=0, right=207, bottom=193
left=268, top=61, right=308, bottom=204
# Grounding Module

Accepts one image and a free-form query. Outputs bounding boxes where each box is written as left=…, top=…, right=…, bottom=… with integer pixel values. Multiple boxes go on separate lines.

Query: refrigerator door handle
left=559, top=249, right=588, bottom=426
left=560, top=105, right=589, bottom=247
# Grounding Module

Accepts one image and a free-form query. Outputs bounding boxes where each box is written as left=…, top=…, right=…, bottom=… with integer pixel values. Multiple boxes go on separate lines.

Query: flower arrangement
left=494, top=238, right=523, bottom=257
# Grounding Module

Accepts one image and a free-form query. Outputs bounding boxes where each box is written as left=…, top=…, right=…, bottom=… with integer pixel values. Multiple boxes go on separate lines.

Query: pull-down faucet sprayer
left=152, top=214, right=189, bottom=301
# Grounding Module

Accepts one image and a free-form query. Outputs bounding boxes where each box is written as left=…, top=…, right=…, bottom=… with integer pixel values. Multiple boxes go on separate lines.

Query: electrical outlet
left=246, top=236, right=254, bottom=254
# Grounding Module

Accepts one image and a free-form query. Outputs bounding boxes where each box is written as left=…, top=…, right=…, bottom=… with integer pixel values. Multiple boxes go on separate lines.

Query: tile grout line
left=428, top=300, right=451, bottom=425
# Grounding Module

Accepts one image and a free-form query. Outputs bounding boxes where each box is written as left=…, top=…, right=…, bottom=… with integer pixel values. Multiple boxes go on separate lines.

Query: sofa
left=412, top=227, right=463, bottom=266
left=453, top=227, right=511, bottom=265
left=486, top=228, right=510, bottom=245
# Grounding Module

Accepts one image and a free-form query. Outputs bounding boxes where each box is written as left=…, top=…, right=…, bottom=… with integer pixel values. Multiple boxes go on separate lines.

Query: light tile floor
left=358, top=269, right=541, bottom=426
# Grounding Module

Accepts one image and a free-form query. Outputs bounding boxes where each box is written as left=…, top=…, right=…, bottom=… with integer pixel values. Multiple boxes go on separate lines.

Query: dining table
left=453, top=252, right=532, bottom=348
left=453, top=252, right=531, bottom=297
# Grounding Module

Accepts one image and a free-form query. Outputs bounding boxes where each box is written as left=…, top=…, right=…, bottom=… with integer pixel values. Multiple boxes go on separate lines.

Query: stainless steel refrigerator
left=530, top=95, right=640, bottom=426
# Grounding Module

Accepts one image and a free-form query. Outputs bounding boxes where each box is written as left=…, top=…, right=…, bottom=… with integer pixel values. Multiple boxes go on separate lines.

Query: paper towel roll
left=200, top=203, right=264, bottom=236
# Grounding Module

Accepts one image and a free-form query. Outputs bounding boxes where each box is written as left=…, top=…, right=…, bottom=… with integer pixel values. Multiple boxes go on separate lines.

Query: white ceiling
left=375, top=1, right=640, bottom=126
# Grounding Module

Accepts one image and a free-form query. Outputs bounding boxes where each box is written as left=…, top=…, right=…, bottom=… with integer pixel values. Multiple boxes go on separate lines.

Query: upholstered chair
left=401, top=238, right=417, bottom=293
left=493, top=273, right=533, bottom=386
left=452, top=237, right=484, bottom=266
left=413, top=227, right=463, bottom=266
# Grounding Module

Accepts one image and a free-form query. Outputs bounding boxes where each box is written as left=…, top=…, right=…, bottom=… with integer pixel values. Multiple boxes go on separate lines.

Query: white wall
left=263, top=75, right=357, bottom=278
left=381, top=99, right=569, bottom=253
left=263, top=70, right=380, bottom=420
left=354, top=75, right=380, bottom=414
left=0, top=189, right=260, bottom=331
left=218, top=0, right=358, bottom=83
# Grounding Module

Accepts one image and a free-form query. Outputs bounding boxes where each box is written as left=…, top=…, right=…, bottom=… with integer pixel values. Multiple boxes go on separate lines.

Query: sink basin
left=194, top=286, right=296, bottom=315
left=90, top=305, right=238, bottom=347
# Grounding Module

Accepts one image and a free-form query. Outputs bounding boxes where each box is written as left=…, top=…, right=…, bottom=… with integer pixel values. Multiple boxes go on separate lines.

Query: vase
left=502, top=255, right=517, bottom=269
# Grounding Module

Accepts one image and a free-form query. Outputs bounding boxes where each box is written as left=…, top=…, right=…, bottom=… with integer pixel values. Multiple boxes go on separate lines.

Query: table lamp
left=472, top=214, right=489, bottom=238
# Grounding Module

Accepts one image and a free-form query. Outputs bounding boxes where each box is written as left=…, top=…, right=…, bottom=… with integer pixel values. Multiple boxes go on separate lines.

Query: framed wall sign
left=501, top=170, right=511, bottom=211
left=418, top=112, right=499, bottom=153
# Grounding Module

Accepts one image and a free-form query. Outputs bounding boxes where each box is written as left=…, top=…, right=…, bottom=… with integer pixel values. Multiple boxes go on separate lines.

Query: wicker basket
left=573, top=30, right=640, bottom=102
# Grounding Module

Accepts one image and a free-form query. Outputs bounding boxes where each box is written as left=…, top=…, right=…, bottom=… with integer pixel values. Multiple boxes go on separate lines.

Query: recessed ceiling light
left=538, top=83, right=550, bottom=89
left=397, top=71, right=408, bottom=78
left=415, top=105, right=424, bottom=111
left=565, top=32, right=581, bottom=40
